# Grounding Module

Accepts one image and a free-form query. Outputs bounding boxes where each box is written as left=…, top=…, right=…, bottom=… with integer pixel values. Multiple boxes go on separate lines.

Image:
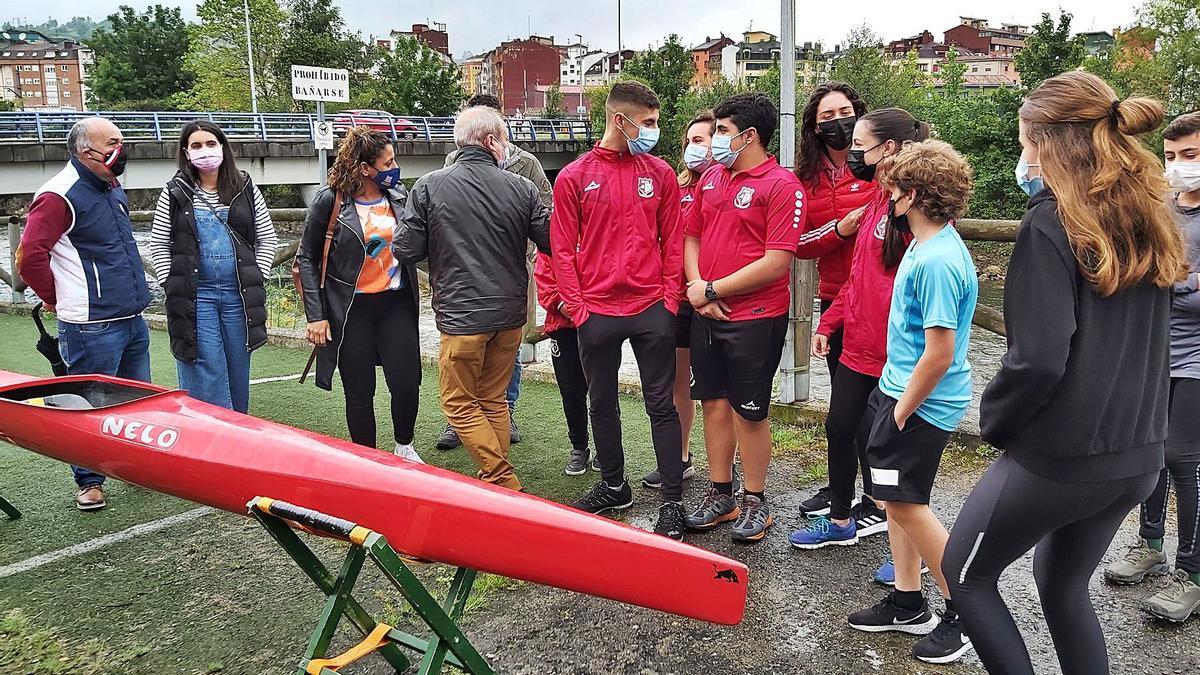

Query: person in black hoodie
left=297, top=127, right=422, bottom=462
left=943, top=72, right=1188, bottom=675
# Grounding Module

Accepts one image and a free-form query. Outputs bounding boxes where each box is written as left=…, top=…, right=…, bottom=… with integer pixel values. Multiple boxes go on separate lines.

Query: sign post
left=291, top=65, right=350, bottom=187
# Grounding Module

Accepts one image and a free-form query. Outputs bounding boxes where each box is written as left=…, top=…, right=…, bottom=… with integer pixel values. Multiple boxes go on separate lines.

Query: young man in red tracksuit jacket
left=680, top=92, right=806, bottom=543
left=550, top=81, right=687, bottom=540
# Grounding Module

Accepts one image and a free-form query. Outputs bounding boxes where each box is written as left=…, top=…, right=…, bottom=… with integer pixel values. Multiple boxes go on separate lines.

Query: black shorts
left=689, top=313, right=788, bottom=422
left=674, top=302, right=694, bottom=349
left=863, top=388, right=951, bottom=504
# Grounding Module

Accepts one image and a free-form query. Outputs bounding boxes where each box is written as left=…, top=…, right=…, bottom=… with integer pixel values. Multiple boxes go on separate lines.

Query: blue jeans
left=176, top=283, right=250, bottom=413
left=58, top=316, right=151, bottom=488
left=506, top=352, right=521, bottom=411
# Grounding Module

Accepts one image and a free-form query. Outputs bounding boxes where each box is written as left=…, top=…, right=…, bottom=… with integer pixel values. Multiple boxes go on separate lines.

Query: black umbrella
left=31, top=302, right=68, bottom=376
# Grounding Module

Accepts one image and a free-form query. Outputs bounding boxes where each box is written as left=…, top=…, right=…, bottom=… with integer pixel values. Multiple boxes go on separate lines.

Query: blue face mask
left=683, top=143, right=712, bottom=171
left=711, top=128, right=751, bottom=168
left=372, top=166, right=401, bottom=190
left=1015, top=158, right=1044, bottom=197
left=618, top=114, right=660, bottom=155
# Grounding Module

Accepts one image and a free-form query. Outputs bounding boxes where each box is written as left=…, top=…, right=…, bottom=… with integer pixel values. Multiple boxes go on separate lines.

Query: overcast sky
left=9, top=1, right=1138, bottom=59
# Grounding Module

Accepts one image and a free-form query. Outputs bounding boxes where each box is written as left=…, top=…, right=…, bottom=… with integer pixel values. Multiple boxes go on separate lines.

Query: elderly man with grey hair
left=393, top=105, right=550, bottom=491
left=17, top=116, right=151, bottom=511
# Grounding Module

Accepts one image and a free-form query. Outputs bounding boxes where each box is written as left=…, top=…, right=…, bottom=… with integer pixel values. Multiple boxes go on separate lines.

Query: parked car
left=330, top=109, right=420, bottom=139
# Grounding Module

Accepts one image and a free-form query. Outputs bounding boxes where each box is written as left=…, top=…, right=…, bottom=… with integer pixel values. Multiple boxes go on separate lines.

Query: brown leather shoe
left=75, top=486, right=107, bottom=511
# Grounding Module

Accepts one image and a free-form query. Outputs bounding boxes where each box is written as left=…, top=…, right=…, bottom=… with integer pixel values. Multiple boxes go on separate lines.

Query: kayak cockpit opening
left=0, top=380, right=169, bottom=410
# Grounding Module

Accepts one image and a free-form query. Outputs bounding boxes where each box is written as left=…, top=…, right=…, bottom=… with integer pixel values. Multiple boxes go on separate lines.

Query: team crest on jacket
left=638, top=176, right=655, bottom=198
left=874, top=213, right=889, bottom=239
left=734, top=186, right=755, bottom=209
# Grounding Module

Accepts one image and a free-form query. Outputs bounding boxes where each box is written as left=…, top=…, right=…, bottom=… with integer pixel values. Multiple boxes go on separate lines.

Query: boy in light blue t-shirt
left=845, top=140, right=979, bottom=666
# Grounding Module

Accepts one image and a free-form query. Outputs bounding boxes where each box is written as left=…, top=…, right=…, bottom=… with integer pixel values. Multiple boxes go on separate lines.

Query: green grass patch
left=0, top=609, right=150, bottom=675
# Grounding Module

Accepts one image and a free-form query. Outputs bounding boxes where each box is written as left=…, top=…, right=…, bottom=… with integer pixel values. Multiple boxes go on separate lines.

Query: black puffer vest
left=162, top=172, right=268, bottom=362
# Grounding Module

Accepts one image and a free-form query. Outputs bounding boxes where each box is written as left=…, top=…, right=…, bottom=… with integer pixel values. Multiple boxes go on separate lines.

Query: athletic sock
left=713, top=480, right=734, bottom=497
left=746, top=490, right=766, bottom=502
left=944, top=599, right=957, bottom=617
left=1147, top=537, right=1164, bottom=552
left=893, top=590, right=924, bottom=611
left=1190, top=571, right=1200, bottom=586
left=604, top=480, right=626, bottom=491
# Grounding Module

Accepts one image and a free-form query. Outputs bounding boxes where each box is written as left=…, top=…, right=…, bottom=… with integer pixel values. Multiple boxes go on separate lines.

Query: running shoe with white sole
left=913, top=611, right=973, bottom=664
left=641, top=454, right=695, bottom=489
left=848, top=592, right=938, bottom=635
left=873, top=558, right=932, bottom=586
left=1142, top=569, right=1200, bottom=622
left=789, top=515, right=857, bottom=549
left=852, top=498, right=888, bottom=537
left=564, top=446, right=590, bottom=476
left=571, top=480, right=634, bottom=515
left=1105, top=539, right=1169, bottom=585
left=798, top=485, right=831, bottom=516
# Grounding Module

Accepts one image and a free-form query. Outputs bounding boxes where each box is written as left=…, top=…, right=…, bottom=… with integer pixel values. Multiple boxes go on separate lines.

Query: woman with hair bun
left=944, top=71, right=1187, bottom=675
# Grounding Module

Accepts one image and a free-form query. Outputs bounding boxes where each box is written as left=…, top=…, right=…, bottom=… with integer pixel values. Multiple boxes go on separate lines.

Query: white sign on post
left=313, top=120, right=334, bottom=150
left=290, top=65, right=350, bottom=102
left=576, top=105, right=587, bottom=116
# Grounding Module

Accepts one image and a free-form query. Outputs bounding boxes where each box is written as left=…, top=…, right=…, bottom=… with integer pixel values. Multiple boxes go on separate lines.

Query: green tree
left=1014, top=12, right=1087, bottom=90
left=540, top=83, right=566, bottom=118
left=86, top=5, right=192, bottom=109
left=273, top=0, right=373, bottom=112
left=621, top=34, right=694, bottom=127
left=1141, top=0, right=1200, bottom=115
left=179, top=0, right=286, bottom=111
left=354, top=37, right=464, bottom=116
left=936, top=46, right=967, bottom=100
left=830, top=23, right=924, bottom=111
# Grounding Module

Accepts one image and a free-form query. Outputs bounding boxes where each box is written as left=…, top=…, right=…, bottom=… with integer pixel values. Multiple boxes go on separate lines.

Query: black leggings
left=338, top=289, right=421, bottom=447
left=549, top=327, right=590, bottom=452
left=1140, top=377, right=1200, bottom=573
left=819, top=299, right=845, bottom=379
left=944, top=453, right=1157, bottom=675
left=825, top=365, right=877, bottom=520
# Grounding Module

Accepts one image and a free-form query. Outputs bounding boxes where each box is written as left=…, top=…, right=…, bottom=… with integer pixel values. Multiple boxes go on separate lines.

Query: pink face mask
left=188, top=147, right=224, bottom=172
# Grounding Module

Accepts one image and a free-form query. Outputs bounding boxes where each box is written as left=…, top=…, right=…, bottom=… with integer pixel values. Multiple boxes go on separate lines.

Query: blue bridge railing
left=0, top=111, right=593, bottom=145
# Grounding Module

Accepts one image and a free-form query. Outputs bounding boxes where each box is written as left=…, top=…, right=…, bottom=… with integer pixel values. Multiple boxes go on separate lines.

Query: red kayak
left=0, top=370, right=747, bottom=625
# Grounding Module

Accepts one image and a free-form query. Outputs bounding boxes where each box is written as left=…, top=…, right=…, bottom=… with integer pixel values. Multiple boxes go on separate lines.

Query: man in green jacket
left=436, top=94, right=554, bottom=451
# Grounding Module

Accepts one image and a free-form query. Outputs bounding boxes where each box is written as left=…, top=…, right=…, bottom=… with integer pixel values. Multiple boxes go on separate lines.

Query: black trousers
left=577, top=302, right=683, bottom=501
left=819, top=299, right=845, bottom=379
left=1140, top=377, right=1200, bottom=573
left=338, top=289, right=421, bottom=447
left=944, top=453, right=1157, bottom=675
left=549, top=327, right=591, bottom=452
left=825, top=365, right=879, bottom=519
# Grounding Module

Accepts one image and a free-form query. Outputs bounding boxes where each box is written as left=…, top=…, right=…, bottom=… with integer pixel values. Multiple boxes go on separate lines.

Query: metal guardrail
left=0, top=111, right=594, bottom=145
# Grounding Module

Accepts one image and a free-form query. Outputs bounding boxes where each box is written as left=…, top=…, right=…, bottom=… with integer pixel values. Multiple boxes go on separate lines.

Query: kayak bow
left=0, top=371, right=747, bottom=625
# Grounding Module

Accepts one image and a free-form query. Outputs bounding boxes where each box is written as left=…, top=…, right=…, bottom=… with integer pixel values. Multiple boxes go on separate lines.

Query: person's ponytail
left=859, top=108, right=929, bottom=268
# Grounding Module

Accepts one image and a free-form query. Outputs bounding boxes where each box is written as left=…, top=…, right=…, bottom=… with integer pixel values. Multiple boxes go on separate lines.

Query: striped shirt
left=149, top=182, right=276, bottom=285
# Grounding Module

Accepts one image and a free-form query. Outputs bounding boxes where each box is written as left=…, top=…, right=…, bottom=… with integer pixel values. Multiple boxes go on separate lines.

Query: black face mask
left=89, top=144, right=127, bottom=178
left=847, top=146, right=879, bottom=182
left=888, top=197, right=912, bottom=234
left=817, top=116, right=856, bottom=151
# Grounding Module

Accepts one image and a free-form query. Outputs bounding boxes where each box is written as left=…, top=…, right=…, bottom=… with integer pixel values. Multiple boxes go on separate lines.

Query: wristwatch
left=705, top=281, right=719, bottom=302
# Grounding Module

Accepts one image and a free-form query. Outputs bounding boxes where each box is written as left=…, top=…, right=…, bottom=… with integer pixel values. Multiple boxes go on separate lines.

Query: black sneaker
left=641, top=454, right=695, bottom=489
left=914, top=611, right=973, bottom=664
left=572, top=480, right=634, bottom=515
left=509, top=417, right=521, bottom=444
left=852, top=497, right=888, bottom=537
left=799, top=485, right=832, bottom=516
left=588, top=456, right=602, bottom=472
left=847, top=592, right=938, bottom=635
left=435, top=424, right=461, bottom=450
left=565, top=447, right=590, bottom=476
left=654, top=502, right=686, bottom=541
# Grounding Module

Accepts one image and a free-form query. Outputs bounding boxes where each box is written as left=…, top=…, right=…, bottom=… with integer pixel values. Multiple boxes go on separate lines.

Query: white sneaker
left=394, top=443, right=425, bottom=464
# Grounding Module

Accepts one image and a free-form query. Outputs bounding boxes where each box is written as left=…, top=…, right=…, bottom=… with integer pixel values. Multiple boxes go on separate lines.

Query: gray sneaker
left=730, top=494, right=773, bottom=543
left=684, top=487, right=740, bottom=531
left=1104, top=539, right=1169, bottom=585
left=1142, top=569, right=1200, bottom=622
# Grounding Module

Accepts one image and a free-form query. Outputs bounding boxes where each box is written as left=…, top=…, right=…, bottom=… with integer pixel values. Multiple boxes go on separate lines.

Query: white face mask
left=1166, top=161, right=1200, bottom=193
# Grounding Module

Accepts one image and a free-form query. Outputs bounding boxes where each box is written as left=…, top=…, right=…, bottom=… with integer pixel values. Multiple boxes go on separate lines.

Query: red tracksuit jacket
left=817, top=190, right=912, bottom=378
left=795, top=164, right=879, bottom=302
left=550, top=144, right=683, bottom=325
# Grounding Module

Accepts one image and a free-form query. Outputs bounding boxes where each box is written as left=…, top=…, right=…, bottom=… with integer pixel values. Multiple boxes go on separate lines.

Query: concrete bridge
left=0, top=111, right=593, bottom=198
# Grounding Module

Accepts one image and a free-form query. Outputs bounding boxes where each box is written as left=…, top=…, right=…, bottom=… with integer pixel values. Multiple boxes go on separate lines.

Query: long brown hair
left=1021, top=71, right=1186, bottom=296
left=858, top=108, right=931, bottom=268
left=677, top=110, right=715, bottom=188
left=328, top=126, right=391, bottom=197
left=795, top=81, right=868, bottom=185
